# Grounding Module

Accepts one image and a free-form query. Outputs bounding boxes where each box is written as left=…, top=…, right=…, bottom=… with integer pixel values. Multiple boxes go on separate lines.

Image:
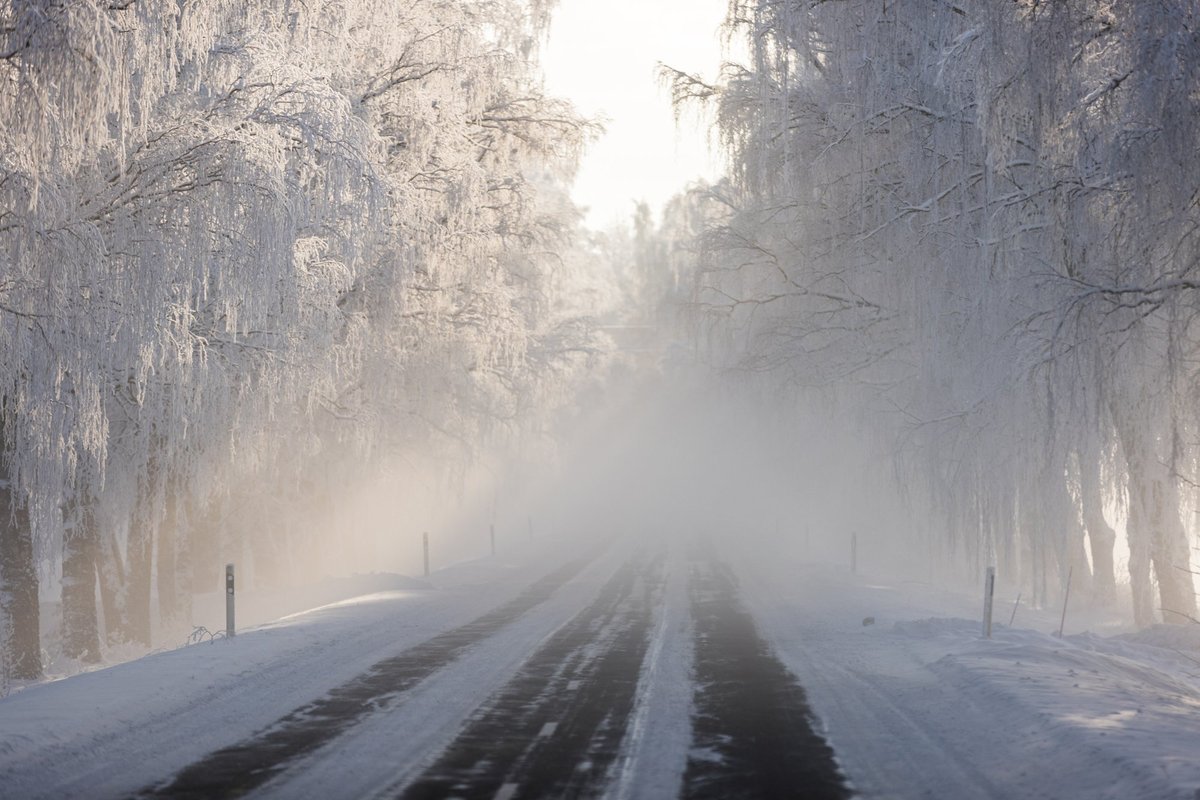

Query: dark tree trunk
left=1122, top=464, right=1157, bottom=628
left=97, top=532, right=130, bottom=644
left=173, top=496, right=193, bottom=625
left=61, top=501, right=102, bottom=662
left=157, top=486, right=179, bottom=624
left=122, top=462, right=164, bottom=647
left=125, top=517, right=153, bottom=647
left=0, top=479, right=41, bottom=680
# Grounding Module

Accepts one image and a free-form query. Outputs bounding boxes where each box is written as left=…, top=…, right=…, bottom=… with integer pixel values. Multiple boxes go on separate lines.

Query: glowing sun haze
left=541, top=0, right=729, bottom=228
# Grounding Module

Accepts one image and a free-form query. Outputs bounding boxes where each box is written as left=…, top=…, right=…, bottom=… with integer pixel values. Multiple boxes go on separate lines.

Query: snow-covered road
left=2, top=533, right=1199, bottom=799
left=136, top=542, right=847, bottom=799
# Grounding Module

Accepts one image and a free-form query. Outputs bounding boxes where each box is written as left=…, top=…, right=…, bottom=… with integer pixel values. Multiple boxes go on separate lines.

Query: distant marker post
left=982, top=566, right=995, bottom=638
left=851, top=532, right=858, bottom=575
left=225, top=563, right=236, bottom=639
left=423, top=531, right=430, bottom=578
left=490, top=522, right=496, bottom=557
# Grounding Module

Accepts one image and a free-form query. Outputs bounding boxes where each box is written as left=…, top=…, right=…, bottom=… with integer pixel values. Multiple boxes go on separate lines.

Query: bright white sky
left=541, top=0, right=729, bottom=229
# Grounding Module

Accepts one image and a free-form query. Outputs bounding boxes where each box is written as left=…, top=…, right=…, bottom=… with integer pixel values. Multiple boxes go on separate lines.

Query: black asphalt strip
left=683, top=555, right=852, bottom=800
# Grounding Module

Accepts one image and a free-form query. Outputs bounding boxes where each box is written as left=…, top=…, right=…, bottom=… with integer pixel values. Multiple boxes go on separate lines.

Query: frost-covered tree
left=672, top=0, right=1200, bottom=626
left=0, top=0, right=601, bottom=679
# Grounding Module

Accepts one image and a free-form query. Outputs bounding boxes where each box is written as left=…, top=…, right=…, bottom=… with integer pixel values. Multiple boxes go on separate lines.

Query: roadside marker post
left=851, top=532, right=858, bottom=575
left=982, top=566, right=995, bottom=638
left=423, top=532, right=430, bottom=578
left=490, top=522, right=496, bottom=557
left=225, top=563, right=236, bottom=639
left=1009, top=592, right=1021, bottom=627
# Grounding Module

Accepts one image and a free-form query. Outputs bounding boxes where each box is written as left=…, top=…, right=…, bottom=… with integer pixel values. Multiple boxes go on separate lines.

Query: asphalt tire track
left=139, top=552, right=602, bottom=800
left=398, top=554, right=664, bottom=800
left=684, top=554, right=852, bottom=800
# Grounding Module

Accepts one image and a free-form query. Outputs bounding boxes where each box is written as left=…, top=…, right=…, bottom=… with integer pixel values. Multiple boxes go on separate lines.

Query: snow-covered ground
left=0, top=536, right=622, bottom=798
left=1, top=532, right=1198, bottom=799
left=728, top=538, right=1200, bottom=800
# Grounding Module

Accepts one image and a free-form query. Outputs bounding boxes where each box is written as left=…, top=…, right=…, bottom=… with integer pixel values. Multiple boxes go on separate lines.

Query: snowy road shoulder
left=729, top=549, right=1200, bottom=800
left=0, top=538, right=609, bottom=800
left=6, top=534, right=1200, bottom=800
left=932, top=623, right=1200, bottom=798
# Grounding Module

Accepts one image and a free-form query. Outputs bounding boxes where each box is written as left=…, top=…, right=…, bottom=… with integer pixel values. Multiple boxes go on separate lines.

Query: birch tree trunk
left=0, top=477, right=40, bottom=680
left=170, top=493, right=195, bottom=628
left=1055, top=474, right=1094, bottom=600
left=1116, top=411, right=1197, bottom=626
left=97, top=533, right=129, bottom=645
left=125, top=504, right=155, bottom=647
left=156, top=479, right=181, bottom=627
left=1076, top=451, right=1117, bottom=606
left=61, top=501, right=102, bottom=662
left=1147, top=471, right=1196, bottom=624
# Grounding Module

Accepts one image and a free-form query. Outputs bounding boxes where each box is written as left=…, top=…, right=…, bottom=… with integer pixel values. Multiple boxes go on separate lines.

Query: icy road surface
left=2, top=534, right=1199, bottom=799
left=138, top=543, right=847, bottom=800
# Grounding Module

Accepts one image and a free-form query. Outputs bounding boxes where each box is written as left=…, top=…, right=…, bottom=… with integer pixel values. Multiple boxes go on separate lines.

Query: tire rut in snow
left=683, top=555, right=852, bottom=800
left=139, top=552, right=601, bottom=800
left=397, top=553, right=663, bottom=800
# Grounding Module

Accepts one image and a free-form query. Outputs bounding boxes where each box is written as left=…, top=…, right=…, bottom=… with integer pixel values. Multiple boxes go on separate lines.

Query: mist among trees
left=0, top=0, right=605, bottom=684
left=663, top=0, right=1200, bottom=627
left=2, top=0, right=1199, bottom=689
